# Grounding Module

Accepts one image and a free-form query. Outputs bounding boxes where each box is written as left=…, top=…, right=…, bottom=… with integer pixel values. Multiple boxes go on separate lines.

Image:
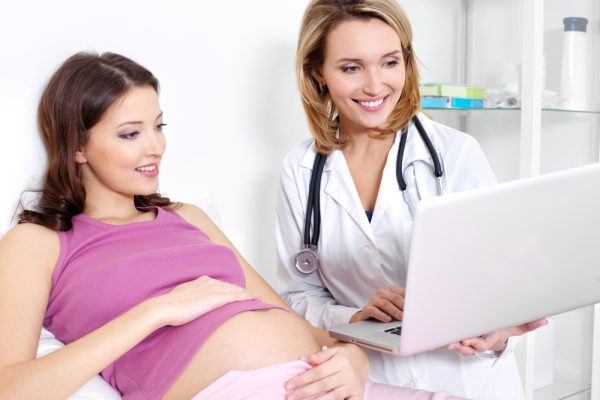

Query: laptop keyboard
left=384, top=326, right=402, bottom=335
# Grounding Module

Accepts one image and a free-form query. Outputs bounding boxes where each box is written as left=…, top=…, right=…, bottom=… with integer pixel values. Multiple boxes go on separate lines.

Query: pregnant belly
left=163, top=307, right=320, bottom=399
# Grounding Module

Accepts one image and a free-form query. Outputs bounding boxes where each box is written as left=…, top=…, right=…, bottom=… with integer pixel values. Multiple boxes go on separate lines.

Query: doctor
left=276, top=1, right=546, bottom=399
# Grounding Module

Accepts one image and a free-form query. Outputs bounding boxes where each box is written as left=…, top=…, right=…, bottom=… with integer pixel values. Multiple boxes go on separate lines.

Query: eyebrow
left=116, top=111, right=163, bottom=128
left=337, top=50, right=402, bottom=63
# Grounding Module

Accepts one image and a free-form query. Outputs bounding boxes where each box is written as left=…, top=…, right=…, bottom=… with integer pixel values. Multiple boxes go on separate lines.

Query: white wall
left=0, top=0, right=461, bottom=287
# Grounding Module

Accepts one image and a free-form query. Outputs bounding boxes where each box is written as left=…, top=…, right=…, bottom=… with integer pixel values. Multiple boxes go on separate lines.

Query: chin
left=135, top=186, right=160, bottom=197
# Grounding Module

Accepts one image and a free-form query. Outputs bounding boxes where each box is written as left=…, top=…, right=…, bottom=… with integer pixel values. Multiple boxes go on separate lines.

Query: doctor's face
left=77, top=85, right=166, bottom=200
left=318, top=18, right=405, bottom=137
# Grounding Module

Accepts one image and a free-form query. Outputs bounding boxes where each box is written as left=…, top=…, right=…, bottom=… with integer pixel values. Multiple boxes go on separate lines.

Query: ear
left=75, top=150, right=87, bottom=164
left=311, top=69, right=324, bottom=87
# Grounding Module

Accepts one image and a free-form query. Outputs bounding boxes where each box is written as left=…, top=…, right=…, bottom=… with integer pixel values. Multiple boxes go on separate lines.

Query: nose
left=362, top=67, right=383, bottom=96
left=146, top=127, right=166, bottom=158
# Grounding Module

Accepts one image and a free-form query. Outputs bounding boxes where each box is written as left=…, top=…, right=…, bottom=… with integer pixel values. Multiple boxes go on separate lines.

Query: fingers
left=361, top=304, right=399, bottom=322
left=163, top=276, right=259, bottom=326
left=447, top=331, right=503, bottom=355
left=286, top=371, right=350, bottom=399
left=304, top=346, right=334, bottom=366
left=285, top=347, right=364, bottom=400
left=505, top=318, right=549, bottom=336
left=361, top=286, right=405, bottom=322
left=447, top=343, right=476, bottom=356
left=519, top=318, right=548, bottom=332
left=460, top=333, right=500, bottom=352
left=387, top=284, right=406, bottom=296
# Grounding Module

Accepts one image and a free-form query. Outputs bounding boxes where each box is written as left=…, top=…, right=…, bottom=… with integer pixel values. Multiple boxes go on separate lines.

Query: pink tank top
left=44, top=207, right=279, bottom=399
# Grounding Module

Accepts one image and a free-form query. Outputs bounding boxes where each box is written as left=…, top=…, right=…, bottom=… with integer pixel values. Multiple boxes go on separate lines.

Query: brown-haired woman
left=276, top=1, right=547, bottom=399
left=0, top=51, right=471, bottom=399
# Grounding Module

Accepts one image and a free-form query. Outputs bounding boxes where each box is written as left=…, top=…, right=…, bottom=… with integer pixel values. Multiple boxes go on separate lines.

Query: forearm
left=0, top=298, right=163, bottom=400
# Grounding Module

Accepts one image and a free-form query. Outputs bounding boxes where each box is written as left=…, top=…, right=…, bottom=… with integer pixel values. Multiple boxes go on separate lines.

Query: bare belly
left=162, top=308, right=320, bottom=400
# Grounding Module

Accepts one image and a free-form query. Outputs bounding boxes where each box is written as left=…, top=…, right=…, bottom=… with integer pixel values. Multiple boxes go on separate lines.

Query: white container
left=560, top=17, right=591, bottom=111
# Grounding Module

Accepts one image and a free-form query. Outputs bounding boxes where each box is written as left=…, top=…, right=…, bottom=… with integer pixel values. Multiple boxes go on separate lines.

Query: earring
left=318, top=82, right=327, bottom=93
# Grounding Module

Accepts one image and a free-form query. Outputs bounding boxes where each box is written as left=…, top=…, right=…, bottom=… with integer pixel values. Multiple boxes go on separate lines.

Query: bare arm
left=0, top=223, right=167, bottom=399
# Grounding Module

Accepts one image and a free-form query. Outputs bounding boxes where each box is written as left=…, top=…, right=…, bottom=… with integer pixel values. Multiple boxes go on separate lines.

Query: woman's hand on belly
left=155, top=276, right=259, bottom=326
left=284, top=343, right=369, bottom=400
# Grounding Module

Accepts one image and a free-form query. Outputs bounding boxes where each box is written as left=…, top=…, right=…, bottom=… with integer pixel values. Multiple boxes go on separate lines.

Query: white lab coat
left=276, top=114, right=524, bottom=400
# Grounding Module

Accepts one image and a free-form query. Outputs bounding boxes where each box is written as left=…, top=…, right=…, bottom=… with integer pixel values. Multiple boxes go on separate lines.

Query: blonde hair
left=296, top=0, right=420, bottom=154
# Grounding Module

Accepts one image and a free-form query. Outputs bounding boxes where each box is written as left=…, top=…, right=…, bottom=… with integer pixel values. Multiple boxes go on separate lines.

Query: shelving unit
left=422, top=0, right=599, bottom=399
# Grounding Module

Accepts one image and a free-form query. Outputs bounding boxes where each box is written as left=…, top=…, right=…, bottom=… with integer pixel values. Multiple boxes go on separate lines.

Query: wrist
left=349, top=310, right=363, bottom=323
left=137, top=296, right=169, bottom=330
left=343, top=343, right=369, bottom=377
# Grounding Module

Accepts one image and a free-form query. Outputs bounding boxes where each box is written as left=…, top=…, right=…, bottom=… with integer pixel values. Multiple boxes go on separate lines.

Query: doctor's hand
left=350, top=284, right=405, bottom=323
left=446, top=318, right=548, bottom=356
left=285, top=343, right=368, bottom=400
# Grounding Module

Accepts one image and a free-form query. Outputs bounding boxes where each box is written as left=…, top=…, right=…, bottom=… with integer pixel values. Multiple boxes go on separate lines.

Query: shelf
left=422, top=107, right=600, bottom=115
left=535, top=380, right=591, bottom=400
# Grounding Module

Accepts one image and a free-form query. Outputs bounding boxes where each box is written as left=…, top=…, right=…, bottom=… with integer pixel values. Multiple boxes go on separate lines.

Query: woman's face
left=318, top=18, right=406, bottom=136
left=77, top=85, right=166, bottom=199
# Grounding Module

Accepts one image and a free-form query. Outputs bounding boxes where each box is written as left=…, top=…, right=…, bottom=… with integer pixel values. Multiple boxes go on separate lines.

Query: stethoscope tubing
left=296, top=114, right=444, bottom=274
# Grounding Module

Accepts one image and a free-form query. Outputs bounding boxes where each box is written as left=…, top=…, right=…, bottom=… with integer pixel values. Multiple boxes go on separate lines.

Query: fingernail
left=321, top=345, right=328, bottom=351
left=285, top=382, right=295, bottom=391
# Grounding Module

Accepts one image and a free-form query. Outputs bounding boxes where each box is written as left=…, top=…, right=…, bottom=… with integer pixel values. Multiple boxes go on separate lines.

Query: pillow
left=38, top=328, right=122, bottom=400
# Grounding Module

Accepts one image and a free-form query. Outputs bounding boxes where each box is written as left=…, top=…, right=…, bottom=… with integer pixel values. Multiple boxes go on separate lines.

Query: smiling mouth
left=354, top=95, right=388, bottom=108
left=135, top=165, right=157, bottom=172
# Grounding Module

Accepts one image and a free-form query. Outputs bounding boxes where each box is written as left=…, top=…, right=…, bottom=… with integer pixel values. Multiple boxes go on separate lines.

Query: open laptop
left=329, top=162, right=600, bottom=356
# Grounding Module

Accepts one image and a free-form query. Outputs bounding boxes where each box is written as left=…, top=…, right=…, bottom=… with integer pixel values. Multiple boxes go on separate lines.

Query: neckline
left=74, top=206, right=161, bottom=229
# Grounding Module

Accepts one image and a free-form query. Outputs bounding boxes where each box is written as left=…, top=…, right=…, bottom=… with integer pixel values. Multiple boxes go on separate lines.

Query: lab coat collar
left=297, top=113, right=436, bottom=243
left=298, top=142, right=376, bottom=243
left=370, top=114, right=437, bottom=226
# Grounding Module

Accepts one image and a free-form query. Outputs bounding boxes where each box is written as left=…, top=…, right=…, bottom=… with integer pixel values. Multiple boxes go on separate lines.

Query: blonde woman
left=276, top=1, right=546, bottom=399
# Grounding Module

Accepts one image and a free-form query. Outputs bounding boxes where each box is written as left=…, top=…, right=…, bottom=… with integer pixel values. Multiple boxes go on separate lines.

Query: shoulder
left=1, top=222, right=59, bottom=250
left=168, top=203, right=211, bottom=227
left=0, top=223, right=60, bottom=274
left=167, top=203, right=223, bottom=239
left=282, top=138, right=315, bottom=171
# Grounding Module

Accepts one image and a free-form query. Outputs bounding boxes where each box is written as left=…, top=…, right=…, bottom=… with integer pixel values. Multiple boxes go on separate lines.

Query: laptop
left=329, top=162, right=600, bottom=356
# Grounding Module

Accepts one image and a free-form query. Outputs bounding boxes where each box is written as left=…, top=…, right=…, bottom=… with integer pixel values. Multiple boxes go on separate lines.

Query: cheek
left=395, top=67, right=407, bottom=91
left=325, top=73, right=355, bottom=97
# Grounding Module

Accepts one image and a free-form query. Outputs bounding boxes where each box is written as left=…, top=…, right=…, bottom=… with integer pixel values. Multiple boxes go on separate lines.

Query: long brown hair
left=297, top=0, right=421, bottom=154
left=18, top=52, right=173, bottom=231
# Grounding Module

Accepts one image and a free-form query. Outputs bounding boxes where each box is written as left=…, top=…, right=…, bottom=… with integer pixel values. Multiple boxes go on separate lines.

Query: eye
left=156, top=122, right=167, bottom=131
left=118, top=131, right=139, bottom=140
left=384, top=60, right=399, bottom=68
left=342, top=65, right=360, bottom=73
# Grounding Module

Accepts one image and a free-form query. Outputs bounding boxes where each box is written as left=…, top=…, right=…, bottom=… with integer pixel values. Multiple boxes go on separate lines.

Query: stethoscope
left=294, top=115, right=447, bottom=274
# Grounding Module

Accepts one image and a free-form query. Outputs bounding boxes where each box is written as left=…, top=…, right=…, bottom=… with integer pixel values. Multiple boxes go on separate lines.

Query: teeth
left=136, top=165, right=156, bottom=172
left=359, top=98, right=384, bottom=108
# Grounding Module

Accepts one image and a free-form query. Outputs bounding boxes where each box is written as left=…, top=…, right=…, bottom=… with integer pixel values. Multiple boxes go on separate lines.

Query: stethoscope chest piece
left=295, top=246, right=319, bottom=274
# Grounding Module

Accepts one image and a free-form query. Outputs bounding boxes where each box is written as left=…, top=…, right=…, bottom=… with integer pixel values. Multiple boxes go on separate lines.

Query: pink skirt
left=191, top=359, right=470, bottom=400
